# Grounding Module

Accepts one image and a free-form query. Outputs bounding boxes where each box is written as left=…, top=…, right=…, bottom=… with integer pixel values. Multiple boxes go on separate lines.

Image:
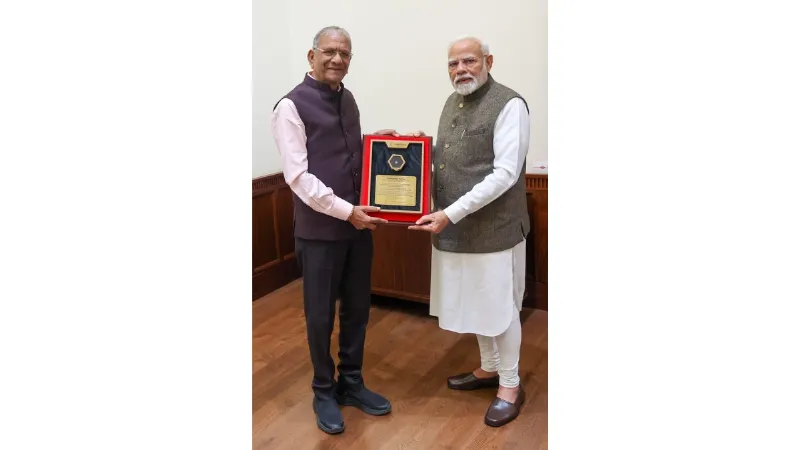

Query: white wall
left=253, top=0, right=547, bottom=178
left=252, top=0, right=290, bottom=177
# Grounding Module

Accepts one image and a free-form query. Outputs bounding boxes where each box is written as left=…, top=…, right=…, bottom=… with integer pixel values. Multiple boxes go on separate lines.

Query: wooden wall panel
left=525, top=175, right=548, bottom=310
left=275, top=187, right=295, bottom=259
left=252, top=173, right=548, bottom=310
left=370, top=224, right=433, bottom=303
left=252, top=193, right=278, bottom=268
left=252, top=174, right=300, bottom=300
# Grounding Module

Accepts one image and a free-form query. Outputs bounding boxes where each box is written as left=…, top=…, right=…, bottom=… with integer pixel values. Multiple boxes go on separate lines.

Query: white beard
left=452, top=67, right=488, bottom=95
left=453, top=77, right=479, bottom=95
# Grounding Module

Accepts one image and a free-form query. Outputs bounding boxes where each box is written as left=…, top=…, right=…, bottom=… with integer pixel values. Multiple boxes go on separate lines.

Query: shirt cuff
left=443, top=203, right=468, bottom=224
left=331, top=197, right=355, bottom=221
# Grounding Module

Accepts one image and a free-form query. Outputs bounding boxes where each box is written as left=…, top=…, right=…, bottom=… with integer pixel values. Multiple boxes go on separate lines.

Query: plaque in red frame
left=360, top=134, right=432, bottom=224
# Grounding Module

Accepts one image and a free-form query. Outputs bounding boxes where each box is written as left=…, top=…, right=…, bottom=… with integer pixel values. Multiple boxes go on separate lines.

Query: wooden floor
left=253, top=279, right=548, bottom=449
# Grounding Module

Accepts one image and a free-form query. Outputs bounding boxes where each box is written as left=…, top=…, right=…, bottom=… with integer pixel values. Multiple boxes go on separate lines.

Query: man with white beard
left=408, top=36, right=530, bottom=427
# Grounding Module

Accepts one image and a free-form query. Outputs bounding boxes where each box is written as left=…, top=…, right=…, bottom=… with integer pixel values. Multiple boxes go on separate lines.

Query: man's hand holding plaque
left=408, top=210, right=450, bottom=234
left=371, top=129, right=401, bottom=137
left=348, top=205, right=388, bottom=230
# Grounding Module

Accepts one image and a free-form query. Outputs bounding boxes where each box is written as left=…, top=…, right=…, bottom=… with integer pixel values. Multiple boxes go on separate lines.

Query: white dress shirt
left=270, top=74, right=354, bottom=222
left=442, top=97, right=529, bottom=224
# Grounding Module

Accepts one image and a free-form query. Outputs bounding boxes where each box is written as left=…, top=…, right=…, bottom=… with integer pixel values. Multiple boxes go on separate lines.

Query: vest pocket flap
left=465, top=127, right=488, bottom=137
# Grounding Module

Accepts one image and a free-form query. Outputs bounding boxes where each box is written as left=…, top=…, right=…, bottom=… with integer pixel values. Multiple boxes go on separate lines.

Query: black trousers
left=295, top=230, right=373, bottom=399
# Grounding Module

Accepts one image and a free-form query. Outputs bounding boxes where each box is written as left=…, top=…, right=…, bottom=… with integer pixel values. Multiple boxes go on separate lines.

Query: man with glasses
left=271, top=25, right=397, bottom=435
left=408, top=35, right=531, bottom=427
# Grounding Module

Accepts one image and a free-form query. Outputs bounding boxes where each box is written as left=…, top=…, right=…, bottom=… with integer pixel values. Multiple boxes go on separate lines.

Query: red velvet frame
left=360, top=134, right=433, bottom=224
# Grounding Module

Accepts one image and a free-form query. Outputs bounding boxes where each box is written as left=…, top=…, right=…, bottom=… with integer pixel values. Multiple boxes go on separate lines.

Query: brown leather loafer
left=484, top=386, right=525, bottom=427
left=447, top=372, right=500, bottom=390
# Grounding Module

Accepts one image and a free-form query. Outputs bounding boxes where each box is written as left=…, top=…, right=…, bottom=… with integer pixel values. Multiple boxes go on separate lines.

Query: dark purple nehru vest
left=276, top=75, right=363, bottom=241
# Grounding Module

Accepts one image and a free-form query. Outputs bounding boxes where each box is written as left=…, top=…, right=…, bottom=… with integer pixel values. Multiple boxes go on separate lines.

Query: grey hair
left=313, top=26, right=351, bottom=48
left=448, top=35, right=490, bottom=55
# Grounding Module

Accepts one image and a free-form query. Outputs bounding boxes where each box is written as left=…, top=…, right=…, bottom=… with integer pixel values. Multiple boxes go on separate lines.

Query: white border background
left=2, top=1, right=800, bottom=448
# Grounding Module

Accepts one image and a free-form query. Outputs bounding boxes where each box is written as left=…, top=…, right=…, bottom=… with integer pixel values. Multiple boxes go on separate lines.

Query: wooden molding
left=525, top=173, right=548, bottom=191
left=371, top=288, right=432, bottom=304
left=253, top=173, right=286, bottom=197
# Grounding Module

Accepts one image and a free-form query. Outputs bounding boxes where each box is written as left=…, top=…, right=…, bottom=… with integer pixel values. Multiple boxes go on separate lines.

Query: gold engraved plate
left=385, top=141, right=410, bottom=149
left=388, top=154, right=406, bottom=171
left=374, top=175, right=416, bottom=206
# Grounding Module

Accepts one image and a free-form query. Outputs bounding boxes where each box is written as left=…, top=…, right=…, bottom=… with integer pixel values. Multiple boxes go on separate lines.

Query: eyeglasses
left=448, top=56, right=484, bottom=71
left=314, top=48, right=353, bottom=61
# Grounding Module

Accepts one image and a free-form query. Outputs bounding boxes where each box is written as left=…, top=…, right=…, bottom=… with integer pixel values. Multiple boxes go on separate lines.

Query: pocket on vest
left=465, top=127, right=488, bottom=137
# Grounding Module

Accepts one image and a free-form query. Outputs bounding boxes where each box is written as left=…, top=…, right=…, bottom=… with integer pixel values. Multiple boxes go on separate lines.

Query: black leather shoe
left=484, top=386, right=525, bottom=427
left=335, top=382, right=392, bottom=416
left=447, top=372, right=500, bottom=390
left=312, top=396, right=345, bottom=435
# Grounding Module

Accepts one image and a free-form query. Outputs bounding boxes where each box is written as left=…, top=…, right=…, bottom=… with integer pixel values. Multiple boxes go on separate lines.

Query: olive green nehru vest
left=432, top=74, right=531, bottom=253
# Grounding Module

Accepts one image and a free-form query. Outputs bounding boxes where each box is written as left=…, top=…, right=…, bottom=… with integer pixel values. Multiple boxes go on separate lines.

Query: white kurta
left=429, top=97, right=531, bottom=337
